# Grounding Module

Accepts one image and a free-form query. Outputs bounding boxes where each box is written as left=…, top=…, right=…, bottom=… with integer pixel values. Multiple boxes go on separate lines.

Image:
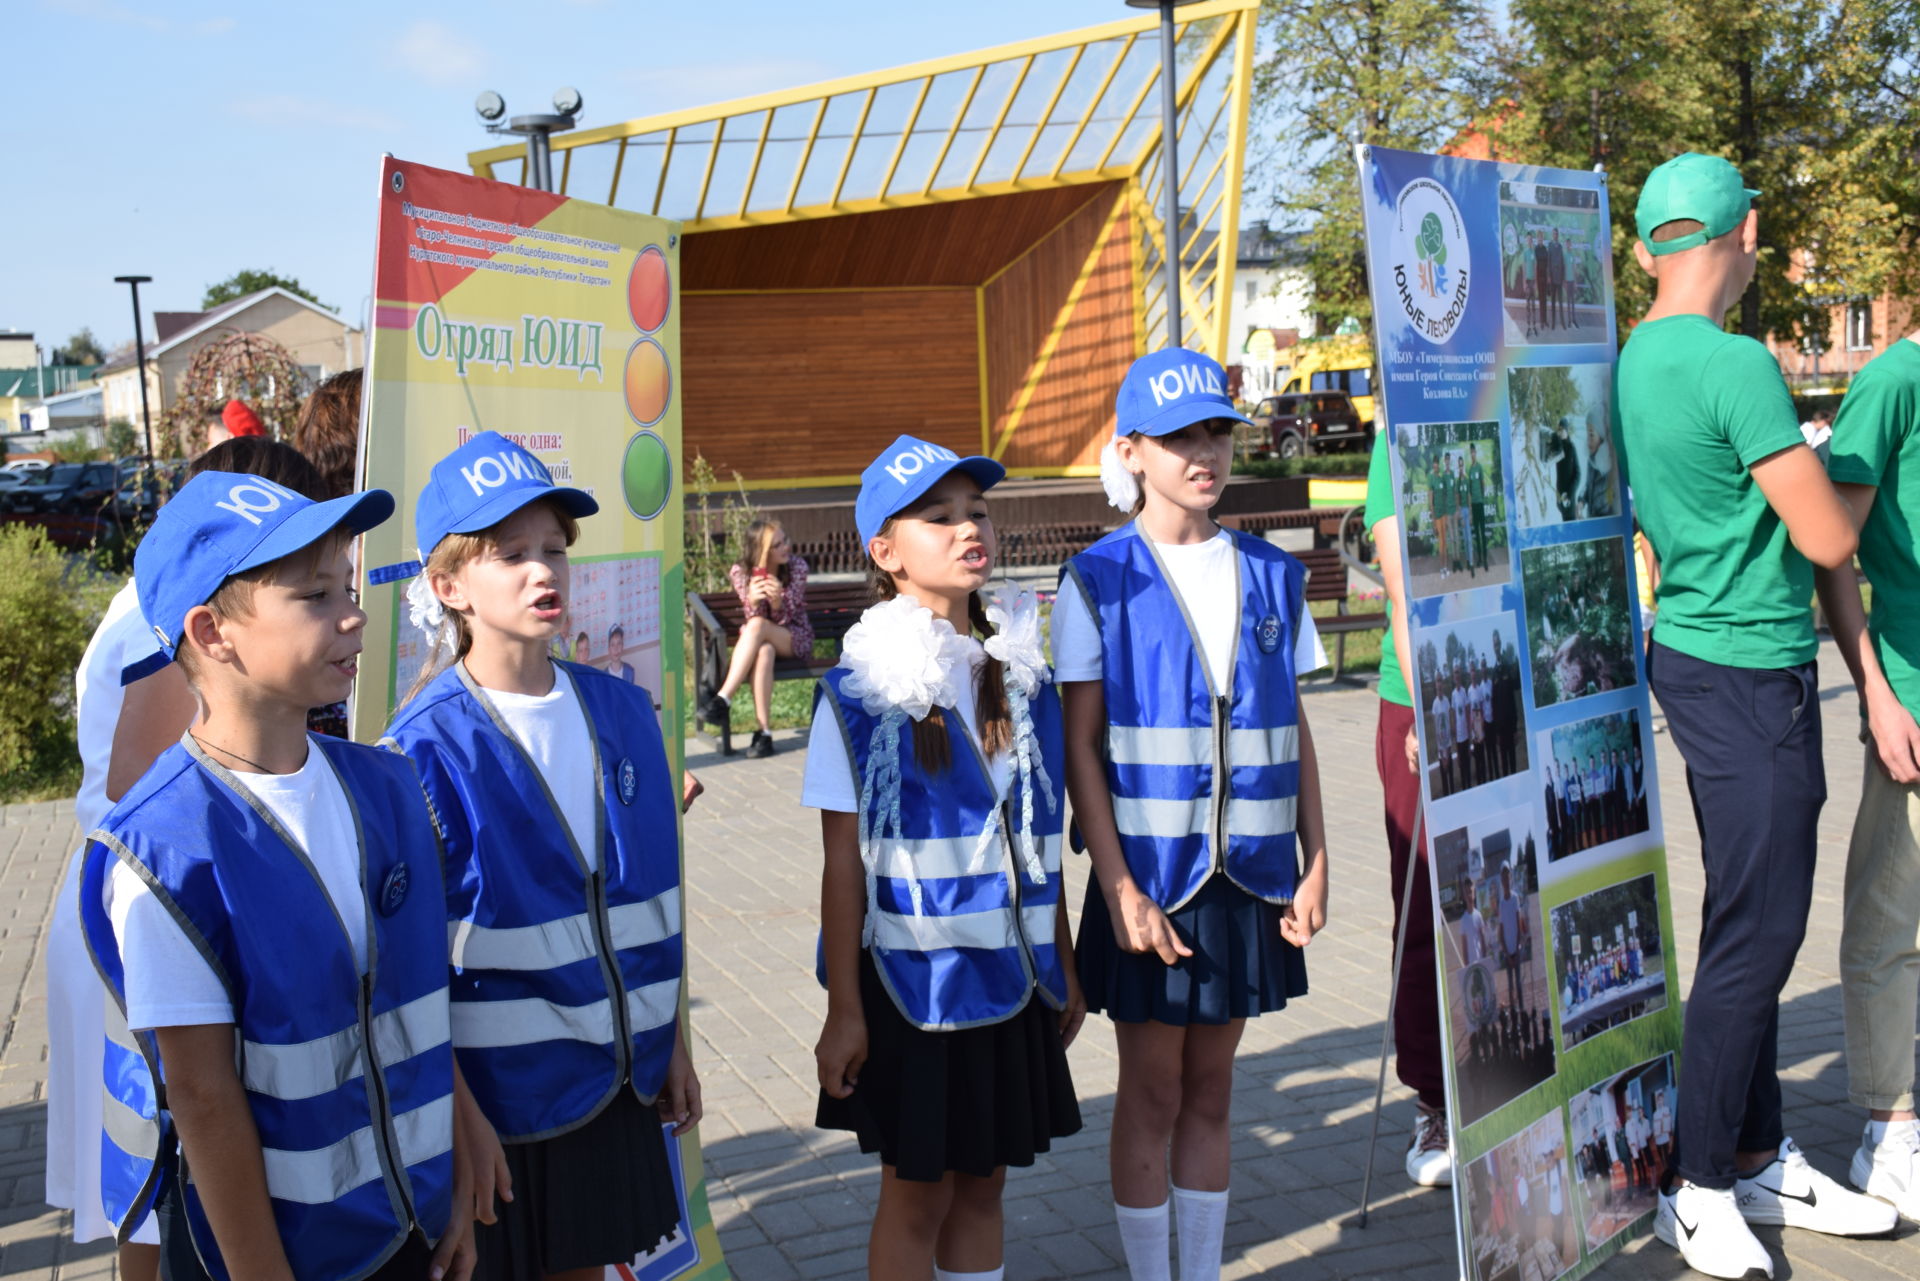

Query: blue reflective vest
left=79, top=736, right=455, bottom=1281
left=818, top=668, right=1069, bottom=1031
left=1063, top=522, right=1306, bottom=909
left=383, top=661, right=683, bottom=1141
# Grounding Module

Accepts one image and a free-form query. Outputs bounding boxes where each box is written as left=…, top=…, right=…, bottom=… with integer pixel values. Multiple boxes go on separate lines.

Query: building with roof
left=470, top=0, right=1258, bottom=485
left=94, top=287, right=363, bottom=429
left=1, top=364, right=100, bottom=435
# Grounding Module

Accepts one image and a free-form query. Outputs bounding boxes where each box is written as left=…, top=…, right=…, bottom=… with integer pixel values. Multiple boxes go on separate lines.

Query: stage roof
left=468, top=0, right=1258, bottom=359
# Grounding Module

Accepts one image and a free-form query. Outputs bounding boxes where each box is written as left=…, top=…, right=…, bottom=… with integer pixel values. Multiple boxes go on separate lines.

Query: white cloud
left=231, top=94, right=402, bottom=134
left=390, top=20, right=488, bottom=90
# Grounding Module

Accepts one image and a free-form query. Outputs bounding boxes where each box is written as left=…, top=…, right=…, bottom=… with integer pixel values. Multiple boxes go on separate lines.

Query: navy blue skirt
left=1076, top=872, right=1309, bottom=1025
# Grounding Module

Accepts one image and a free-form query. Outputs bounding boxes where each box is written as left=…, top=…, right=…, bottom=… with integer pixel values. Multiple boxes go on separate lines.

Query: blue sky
left=8, top=0, right=1158, bottom=357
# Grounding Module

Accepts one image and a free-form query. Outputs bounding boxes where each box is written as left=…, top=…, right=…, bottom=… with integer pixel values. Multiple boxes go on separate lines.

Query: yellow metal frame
left=470, top=0, right=1259, bottom=486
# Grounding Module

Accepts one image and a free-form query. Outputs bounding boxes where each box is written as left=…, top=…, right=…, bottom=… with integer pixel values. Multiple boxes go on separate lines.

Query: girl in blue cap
left=383, top=431, right=700, bottom=1281
left=806, top=433, right=1084, bottom=1281
left=1056, top=349, right=1331, bottom=1281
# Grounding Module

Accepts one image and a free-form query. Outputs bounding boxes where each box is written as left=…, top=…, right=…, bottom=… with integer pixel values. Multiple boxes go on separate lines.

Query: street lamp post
left=113, top=275, right=154, bottom=461
left=475, top=88, right=584, bottom=193
left=1126, top=0, right=1204, bottom=348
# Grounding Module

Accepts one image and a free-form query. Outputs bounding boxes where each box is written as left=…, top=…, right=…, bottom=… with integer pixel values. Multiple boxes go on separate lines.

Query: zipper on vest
left=359, top=973, right=418, bottom=1230
left=1210, top=695, right=1231, bottom=876
left=587, top=869, right=635, bottom=1085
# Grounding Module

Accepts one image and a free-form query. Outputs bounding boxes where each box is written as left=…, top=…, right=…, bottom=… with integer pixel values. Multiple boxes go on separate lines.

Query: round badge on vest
left=378, top=864, right=410, bottom=917
left=617, top=757, right=637, bottom=805
left=1256, top=614, right=1282, bottom=654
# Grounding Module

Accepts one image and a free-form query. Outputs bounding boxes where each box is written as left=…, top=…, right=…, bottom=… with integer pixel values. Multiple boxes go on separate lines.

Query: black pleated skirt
left=815, top=952, right=1082, bottom=1183
left=474, top=1087, right=681, bottom=1280
left=1076, top=872, right=1309, bottom=1025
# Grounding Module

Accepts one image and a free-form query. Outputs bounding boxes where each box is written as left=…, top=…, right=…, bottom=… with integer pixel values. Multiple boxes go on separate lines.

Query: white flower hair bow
left=404, top=563, right=447, bottom=637
left=1100, top=437, right=1141, bottom=511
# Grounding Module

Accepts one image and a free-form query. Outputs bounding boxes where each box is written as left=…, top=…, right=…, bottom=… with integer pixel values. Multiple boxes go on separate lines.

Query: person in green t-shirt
left=1363, top=427, right=1449, bottom=1188
left=1467, top=444, right=1489, bottom=571
left=1429, top=449, right=1453, bottom=577
left=1620, top=152, right=1887, bottom=1274
left=1812, top=331, right=1920, bottom=1222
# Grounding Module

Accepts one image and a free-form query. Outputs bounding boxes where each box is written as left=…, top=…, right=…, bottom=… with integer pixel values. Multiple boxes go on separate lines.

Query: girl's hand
left=815, top=1009, right=867, bottom=1099
left=460, top=1098, right=512, bottom=1226
left=681, top=769, right=705, bottom=813
left=1280, top=859, right=1329, bottom=948
left=1058, top=969, right=1088, bottom=1050
left=1110, top=882, right=1193, bottom=966
left=658, top=1033, right=703, bottom=1136
left=751, top=577, right=781, bottom=605
left=428, top=1213, right=475, bottom=1281
left=1403, top=726, right=1419, bottom=774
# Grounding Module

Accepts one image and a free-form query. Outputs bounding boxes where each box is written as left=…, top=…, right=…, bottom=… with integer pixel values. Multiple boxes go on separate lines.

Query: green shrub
left=0, top=526, right=116, bottom=799
left=1239, top=451, right=1370, bottom=479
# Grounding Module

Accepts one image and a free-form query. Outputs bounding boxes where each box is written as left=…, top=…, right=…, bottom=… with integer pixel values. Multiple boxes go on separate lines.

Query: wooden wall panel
left=683, top=183, right=1118, bottom=290
left=984, top=189, right=1136, bottom=472
left=682, top=289, right=980, bottom=482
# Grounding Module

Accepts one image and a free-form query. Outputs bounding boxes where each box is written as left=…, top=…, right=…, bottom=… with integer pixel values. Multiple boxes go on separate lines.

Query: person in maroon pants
left=1365, top=428, right=1451, bottom=1186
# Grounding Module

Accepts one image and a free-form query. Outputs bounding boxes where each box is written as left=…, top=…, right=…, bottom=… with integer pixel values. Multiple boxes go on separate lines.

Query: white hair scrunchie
left=1100, top=437, right=1142, bottom=511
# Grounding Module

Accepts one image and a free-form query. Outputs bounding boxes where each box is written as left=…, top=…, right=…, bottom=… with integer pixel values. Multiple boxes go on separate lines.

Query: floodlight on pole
left=113, top=275, right=155, bottom=462
left=1126, top=0, right=1205, bottom=348
left=476, top=89, right=583, bottom=192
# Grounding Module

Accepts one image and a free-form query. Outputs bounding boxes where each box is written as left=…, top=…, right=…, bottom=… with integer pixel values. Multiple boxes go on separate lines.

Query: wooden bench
left=687, top=580, right=872, bottom=754
left=1293, top=545, right=1387, bottom=682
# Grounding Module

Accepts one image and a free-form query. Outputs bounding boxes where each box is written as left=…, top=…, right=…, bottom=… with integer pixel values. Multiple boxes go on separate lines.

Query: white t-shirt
left=803, top=640, right=1012, bottom=813
left=486, top=668, right=598, bottom=870
left=106, top=744, right=365, bottom=1030
left=1499, top=891, right=1523, bottom=955
left=74, top=580, right=148, bottom=834
left=1050, top=530, right=1326, bottom=687
left=1460, top=908, right=1487, bottom=964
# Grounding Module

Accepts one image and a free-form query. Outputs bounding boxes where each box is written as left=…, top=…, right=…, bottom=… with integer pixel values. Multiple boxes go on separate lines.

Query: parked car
left=4, top=462, right=121, bottom=516
left=115, top=461, right=187, bottom=521
left=1246, top=390, right=1369, bottom=458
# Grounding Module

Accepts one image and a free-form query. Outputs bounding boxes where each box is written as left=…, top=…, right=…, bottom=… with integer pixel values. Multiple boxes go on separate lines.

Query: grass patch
left=1307, top=594, right=1387, bottom=676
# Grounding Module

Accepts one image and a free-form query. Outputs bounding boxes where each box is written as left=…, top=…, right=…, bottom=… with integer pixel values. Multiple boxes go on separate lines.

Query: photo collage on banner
left=355, top=159, right=726, bottom=1281
left=1357, top=145, right=1681, bottom=1281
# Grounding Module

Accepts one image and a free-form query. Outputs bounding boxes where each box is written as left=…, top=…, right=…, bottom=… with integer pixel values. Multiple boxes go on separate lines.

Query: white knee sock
left=1114, top=1200, right=1172, bottom=1281
left=1172, top=1185, right=1229, bottom=1281
left=934, top=1268, right=1004, bottom=1281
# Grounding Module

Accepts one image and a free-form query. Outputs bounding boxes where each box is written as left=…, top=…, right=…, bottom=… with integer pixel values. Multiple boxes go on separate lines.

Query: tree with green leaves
left=202, top=269, right=333, bottom=312
left=1497, top=0, right=1920, bottom=342
left=52, top=327, right=105, bottom=365
left=1253, top=0, right=1502, bottom=333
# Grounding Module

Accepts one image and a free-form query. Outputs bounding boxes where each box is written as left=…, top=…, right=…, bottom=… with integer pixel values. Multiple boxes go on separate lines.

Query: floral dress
left=729, top=554, right=814, bottom=660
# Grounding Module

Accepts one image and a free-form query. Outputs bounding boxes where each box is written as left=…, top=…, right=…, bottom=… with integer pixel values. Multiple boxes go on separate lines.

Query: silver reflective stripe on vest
left=101, top=1083, right=156, bottom=1157
left=260, top=1094, right=454, bottom=1207
left=243, top=992, right=450, bottom=1102
left=1019, top=904, right=1058, bottom=947
left=871, top=834, right=1004, bottom=881
left=449, top=890, right=681, bottom=972
left=1112, top=795, right=1211, bottom=839
left=1227, top=796, right=1299, bottom=837
left=625, top=978, right=680, bottom=1034
left=874, top=906, right=1019, bottom=953
left=452, top=976, right=679, bottom=1049
left=1107, top=724, right=1300, bottom=767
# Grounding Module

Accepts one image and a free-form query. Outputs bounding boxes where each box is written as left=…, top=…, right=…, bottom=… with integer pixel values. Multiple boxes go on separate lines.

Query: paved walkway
left=3, top=646, right=1918, bottom=1279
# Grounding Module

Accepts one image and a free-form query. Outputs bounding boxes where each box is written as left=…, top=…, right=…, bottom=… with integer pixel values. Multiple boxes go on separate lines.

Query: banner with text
left=1357, top=145, right=1681, bottom=1281
left=355, top=157, right=723, bottom=1281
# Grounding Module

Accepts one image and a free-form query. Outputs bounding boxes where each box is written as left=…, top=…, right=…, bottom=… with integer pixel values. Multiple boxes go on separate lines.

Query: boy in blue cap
left=1617, top=152, right=1892, bottom=1277
left=77, top=472, right=474, bottom=1281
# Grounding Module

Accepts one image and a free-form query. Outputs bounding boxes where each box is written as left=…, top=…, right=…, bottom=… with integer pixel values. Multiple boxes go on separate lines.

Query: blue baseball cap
left=855, top=434, right=1005, bottom=546
left=415, top=431, right=598, bottom=555
left=1115, top=349, right=1251, bottom=438
left=121, top=471, right=394, bottom=685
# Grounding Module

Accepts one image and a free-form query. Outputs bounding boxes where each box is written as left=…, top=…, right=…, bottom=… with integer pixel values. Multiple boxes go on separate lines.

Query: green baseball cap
left=1636, top=153, right=1759, bottom=256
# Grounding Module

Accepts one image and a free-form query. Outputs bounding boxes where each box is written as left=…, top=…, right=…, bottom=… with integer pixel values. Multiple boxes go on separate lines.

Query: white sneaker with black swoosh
left=1655, top=1181, right=1773, bottom=1279
left=1735, top=1137, right=1899, bottom=1236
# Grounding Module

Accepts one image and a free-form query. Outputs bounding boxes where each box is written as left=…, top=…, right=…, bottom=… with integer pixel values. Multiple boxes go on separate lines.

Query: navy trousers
left=1648, top=640, right=1823, bottom=1190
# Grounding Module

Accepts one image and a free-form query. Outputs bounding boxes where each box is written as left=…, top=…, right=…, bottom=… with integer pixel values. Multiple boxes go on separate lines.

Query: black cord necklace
left=191, top=734, right=288, bottom=775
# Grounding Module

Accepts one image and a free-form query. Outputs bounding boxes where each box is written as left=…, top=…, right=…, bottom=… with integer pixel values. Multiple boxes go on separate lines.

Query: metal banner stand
left=1352, top=797, right=1431, bottom=1229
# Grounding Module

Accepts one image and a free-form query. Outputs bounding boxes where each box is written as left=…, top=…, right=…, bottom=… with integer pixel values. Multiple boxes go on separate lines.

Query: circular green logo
left=1417, top=212, right=1447, bottom=265
left=622, top=431, right=672, bottom=521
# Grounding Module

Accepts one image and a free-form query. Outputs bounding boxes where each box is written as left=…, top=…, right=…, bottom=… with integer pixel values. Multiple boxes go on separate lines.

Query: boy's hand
left=1110, top=882, right=1193, bottom=966
left=1866, top=688, right=1920, bottom=784
left=1280, top=857, right=1329, bottom=947
left=815, top=1009, right=867, bottom=1099
left=658, top=1030, right=703, bottom=1136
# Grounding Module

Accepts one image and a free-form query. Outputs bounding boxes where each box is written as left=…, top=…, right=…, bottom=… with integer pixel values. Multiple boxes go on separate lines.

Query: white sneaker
left=1405, top=1106, right=1452, bottom=1187
left=1850, top=1121, right=1920, bottom=1220
left=1735, top=1137, right=1898, bottom=1236
left=1655, top=1181, right=1773, bottom=1279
